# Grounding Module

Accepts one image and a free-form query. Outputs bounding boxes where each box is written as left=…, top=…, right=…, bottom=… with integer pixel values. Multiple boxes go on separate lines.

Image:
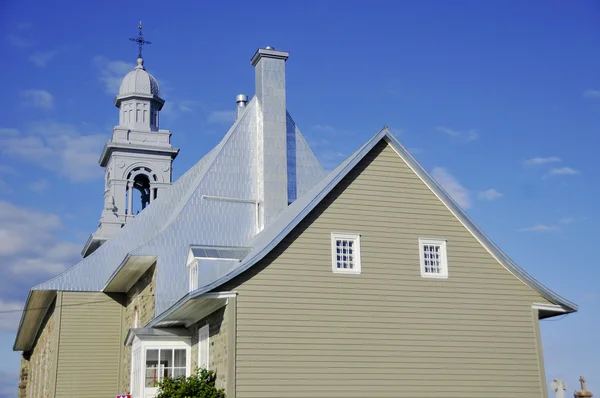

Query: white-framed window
left=331, top=233, right=361, bottom=274
left=130, top=338, right=191, bottom=398
left=144, top=348, right=187, bottom=386
left=419, top=238, right=448, bottom=279
left=188, top=260, right=198, bottom=292
left=197, top=324, right=210, bottom=370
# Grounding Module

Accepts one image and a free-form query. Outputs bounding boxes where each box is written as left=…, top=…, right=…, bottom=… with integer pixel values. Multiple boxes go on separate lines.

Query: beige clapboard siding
left=54, top=292, right=123, bottom=397
left=226, top=141, right=549, bottom=398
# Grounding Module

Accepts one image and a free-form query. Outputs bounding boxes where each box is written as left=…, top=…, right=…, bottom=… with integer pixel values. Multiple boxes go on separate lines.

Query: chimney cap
left=236, top=94, right=248, bottom=105
left=251, top=47, right=289, bottom=66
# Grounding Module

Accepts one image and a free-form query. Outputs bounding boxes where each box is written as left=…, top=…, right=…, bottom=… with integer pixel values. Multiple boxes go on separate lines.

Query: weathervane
left=129, top=21, right=151, bottom=59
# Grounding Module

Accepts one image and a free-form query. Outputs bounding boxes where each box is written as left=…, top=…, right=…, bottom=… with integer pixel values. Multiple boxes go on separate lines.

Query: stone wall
left=118, top=264, right=156, bottom=394
left=19, top=299, right=57, bottom=398
left=191, top=305, right=229, bottom=391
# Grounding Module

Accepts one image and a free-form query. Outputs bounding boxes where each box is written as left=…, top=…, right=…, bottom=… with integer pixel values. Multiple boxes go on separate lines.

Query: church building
left=14, top=33, right=577, bottom=398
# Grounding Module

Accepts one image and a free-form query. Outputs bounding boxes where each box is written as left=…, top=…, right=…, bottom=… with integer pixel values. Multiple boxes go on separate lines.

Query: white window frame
left=331, top=232, right=362, bottom=274
left=197, top=324, right=210, bottom=370
left=130, top=338, right=191, bottom=398
left=419, top=238, right=449, bottom=279
left=188, top=260, right=198, bottom=292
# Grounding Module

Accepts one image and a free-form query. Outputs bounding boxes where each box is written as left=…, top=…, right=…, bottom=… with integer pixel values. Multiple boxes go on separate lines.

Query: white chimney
left=251, top=46, right=290, bottom=229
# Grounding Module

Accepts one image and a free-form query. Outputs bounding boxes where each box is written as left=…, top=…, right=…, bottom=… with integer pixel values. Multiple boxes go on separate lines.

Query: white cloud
left=207, top=110, right=233, bottom=124
left=558, top=217, right=575, bottom=225
left=477, top=188, right=503, bottom=201
left=549, top=167, right=580, bottom=176
left=431, top=167, right=471, bottom=208
left=0, top=165, right=17, bottom=175
left=19, top=89, right=54, bottom=109
left=93, top=56, right=133, bottom=94
left=0, top=201, right=79, bottom=277
left=523, top=156, right=561, bottom=165
left=27, top=179, right=48, bottom=192
left=436, top=126, right=478, bottom=142
left=0, top=300, right=24, bottom=332
left=0, top=129, right=20, bottom=137
left=583, top=89, right=600, bottom=99
left=29, top=49, right=59, bottom=67
left=0, top=123, right=105, bottom=182
left=7, top=34, right=33, bottom=48
left=519, top=224, right=559, bottom=232
left=312, top=124, right=337, bottom=133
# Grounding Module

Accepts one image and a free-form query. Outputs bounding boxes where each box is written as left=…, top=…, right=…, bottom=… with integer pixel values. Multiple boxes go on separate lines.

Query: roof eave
left=13, top=290, right=56, bottom=352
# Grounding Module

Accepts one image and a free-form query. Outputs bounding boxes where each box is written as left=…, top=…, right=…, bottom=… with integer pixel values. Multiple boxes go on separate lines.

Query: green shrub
left=155, top=368, right=226, bottom=398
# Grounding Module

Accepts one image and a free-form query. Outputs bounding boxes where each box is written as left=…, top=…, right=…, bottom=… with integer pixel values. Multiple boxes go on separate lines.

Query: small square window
left=419, top=238, right=448, bottom=279
left=331, top=233, right=361, bottom=274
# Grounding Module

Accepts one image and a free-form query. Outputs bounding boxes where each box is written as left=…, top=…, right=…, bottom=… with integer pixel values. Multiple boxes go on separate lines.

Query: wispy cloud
left=0, top=165, right=18, bottom=175
left=523, top=156, right=561, bottom=166
left=19, top=89, right=54, bottom=109
left=558, top=217, right=575, bottom=225
left=0, top=299, right=24, bottom=332
left=477, top=188, right=503, bottom=201
left=0, top=129, right=19, bottom=137
left=520, top=216, right=579, bottom=232
left=93, top=56, right=132, bottom=94
left=27, top=179, right=49, bottom=192
left=0, top=201, right=80, bottom=300
left=436, top=126, right=478, bottom=142
left=207, top=110, right=233, bottom=124
left=519, top=224, right=560, bottom=232
left=432, top=167, right=471, bottom=208
left=0, top=123, right=105, bottom=182
left=312, top=124, right=337, bottom=133
left=311, top=124, right=352, bottom=136
left=583, top=89, right=600, bottom=99
left=29, top=49, right=59, bottom=67
left=548, top=167, right=580, bottom=176
left=7, top=34, right=34, bottom=48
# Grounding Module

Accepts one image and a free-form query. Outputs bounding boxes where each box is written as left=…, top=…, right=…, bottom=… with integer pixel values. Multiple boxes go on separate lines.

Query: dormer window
left=186, top=246, right=251, bottom=293
left=188, top=261, right=198, bottom=292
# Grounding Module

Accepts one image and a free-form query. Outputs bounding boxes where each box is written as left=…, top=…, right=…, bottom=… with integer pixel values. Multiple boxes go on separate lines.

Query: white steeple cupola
left=116, top=57, right=162, bottom=132
left=82, top=23, right=179, bottom=258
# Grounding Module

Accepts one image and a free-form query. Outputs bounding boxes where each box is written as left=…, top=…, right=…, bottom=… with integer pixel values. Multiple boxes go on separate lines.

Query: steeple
left=81, top=24, right=179, bottom=258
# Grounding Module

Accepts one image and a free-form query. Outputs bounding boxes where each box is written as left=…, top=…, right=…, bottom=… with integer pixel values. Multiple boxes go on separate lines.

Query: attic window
left=331, top=233, right=361, bottom=274
left=419, top=238, right=448, bottom=279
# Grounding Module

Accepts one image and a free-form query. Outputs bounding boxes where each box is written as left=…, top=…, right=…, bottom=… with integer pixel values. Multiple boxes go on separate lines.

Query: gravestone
left=552, top=379, right=568, bottom=398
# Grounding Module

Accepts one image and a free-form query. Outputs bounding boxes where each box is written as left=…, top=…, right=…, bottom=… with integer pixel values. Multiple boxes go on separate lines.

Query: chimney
left=251, top=46, right=290, bottom=229
left=235, top=94, right=248, bottom=120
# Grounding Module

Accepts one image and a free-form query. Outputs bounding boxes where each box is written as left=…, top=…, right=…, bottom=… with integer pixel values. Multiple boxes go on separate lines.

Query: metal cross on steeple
left=129, top=21, right=151, bottom=59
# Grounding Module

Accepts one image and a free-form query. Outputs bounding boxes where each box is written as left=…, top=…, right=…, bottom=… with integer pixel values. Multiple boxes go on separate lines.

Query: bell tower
left=82, top=23, right=179, bottom=258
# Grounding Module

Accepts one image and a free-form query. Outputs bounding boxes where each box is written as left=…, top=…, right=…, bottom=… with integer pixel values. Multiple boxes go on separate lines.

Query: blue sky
left=0, top=0, right=599, bottom=395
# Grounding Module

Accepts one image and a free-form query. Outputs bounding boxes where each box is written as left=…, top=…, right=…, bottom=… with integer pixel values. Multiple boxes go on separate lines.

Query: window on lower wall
left=130, top=339, right=190, bottom=398
left=419, top=238, right=448, bottom=279
left=331, top=233, right=361, bottom=274
left=145, top=348, right=187, bottom=386
left=198, top=324, right=209, bottom=370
